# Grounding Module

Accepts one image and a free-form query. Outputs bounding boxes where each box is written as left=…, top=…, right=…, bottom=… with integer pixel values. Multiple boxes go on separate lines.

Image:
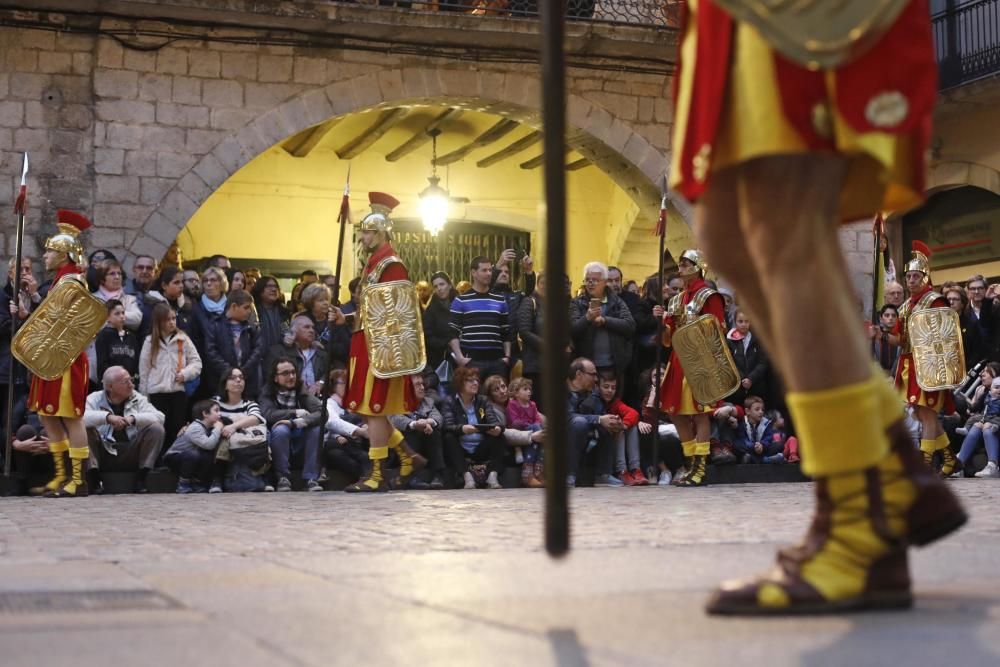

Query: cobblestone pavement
left=1, top=481, right=999, bottom=666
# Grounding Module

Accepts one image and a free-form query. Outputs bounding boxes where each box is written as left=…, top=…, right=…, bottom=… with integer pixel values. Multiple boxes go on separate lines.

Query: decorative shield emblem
left=909, top=307, right=966, bottom=392
left=360, top=279, right=427, bottom=379
left=712, top=0, right=910, bottom=68
left=12, top=275, right=106, bottom=381
left=671, top=314, right=741, bottom=405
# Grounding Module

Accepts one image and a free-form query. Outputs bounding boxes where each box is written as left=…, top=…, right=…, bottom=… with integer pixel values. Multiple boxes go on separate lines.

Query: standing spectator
left=214, top=366, right=270, bottom=493
left=252, top=274, right=290, bottom=354
left=244, top=268, right=260, bottom=293
left=204, top=290, right=265, bottom=398
left=2, top=257, right=34, bottom=439
left=569, top=261, right=635, bottom=384
left=83, top=367, right=166, bottom=493
left=142, top=267, right=198, bottom=344
left=566, top=357, right=622, bottom=487
left=192, top=266, right=229, bottom=351
left=339, top=277, right=362, bottom=316
left=725, top=311, right=769, bottom=407
left=632, top=274, right=667, bottom=399
left=607, top=266, right=639, bottom=312
left=91, top=260, right=142, bottom=330
left=85, top=249, right=115, bottom=291
left=163, top=400, right=223, bottom=494
left=441, top=367, right=505, bottom=489
left=424, top=271, right=459, bottom=371
left=226, top=268, right=247, bottom=294
left=517, top=272, right=546, bottom=408
left=944, top=284, right=986, bottom=370
left=324, top=368, right=370, bottom=487
left=884, top=280, right=905, bottom=308
left=182, top=269, right=202, bottom=300
left=125, top=255, right=157, bottom=298
left=95, top=299, right=140, bottom=382
left=449, top=256, right=512, bottom=382
left=967, top=276, right=998, bottom=360
left=266, top=315, right=328, bottom=397
left=388, top=374, right=447, bottom=489
left=664, top=272, right=684, bottom=301
left=207, top=254, right=232, bottom=270
left=259, top=358, right=324, bottom=492
left=625, top=280, right=639, bottom=295
left=869, top=304, right=901, bottom=375
left=139, top=303, right=202, bottom=448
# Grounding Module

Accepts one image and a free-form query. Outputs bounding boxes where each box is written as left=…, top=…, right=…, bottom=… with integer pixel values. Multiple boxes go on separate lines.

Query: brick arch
left=927, top=161, right=1000, bottom=196
left=127, top=68, right=683, bottom=264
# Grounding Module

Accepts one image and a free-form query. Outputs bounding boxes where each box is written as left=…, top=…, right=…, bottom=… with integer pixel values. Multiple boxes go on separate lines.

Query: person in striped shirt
left=449, top=256, right=512, bottom=383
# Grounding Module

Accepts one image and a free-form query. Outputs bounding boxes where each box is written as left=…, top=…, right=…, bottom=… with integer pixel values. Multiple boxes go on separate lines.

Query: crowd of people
left=2, top=243, right=998, bottom=495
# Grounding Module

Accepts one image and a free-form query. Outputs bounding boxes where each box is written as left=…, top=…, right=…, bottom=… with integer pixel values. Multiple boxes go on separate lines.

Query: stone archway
left=125, top=67, right=686, bottom=268
left=927, top=161, right=1000, bottom=196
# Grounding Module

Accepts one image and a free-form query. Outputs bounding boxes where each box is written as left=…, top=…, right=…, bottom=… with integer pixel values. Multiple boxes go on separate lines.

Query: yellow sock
left=786, top=374, right=889, bottom=477
left=919, top=438, right=937, bottom=454
left=387, top=429, right=404, bottom=450
left=695, top=441, right=711, bottom=457
left=681, top=440, right=696, bottom=458
left=871, top=362, right=906, bottom=430
left=49, top=439, right=69, bottom=454
left=935, top=433, right=950, bottom=452
left=368, top=445, right=389, bottom=461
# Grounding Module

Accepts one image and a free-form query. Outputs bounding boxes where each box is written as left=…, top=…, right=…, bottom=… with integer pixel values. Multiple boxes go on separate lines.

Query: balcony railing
left=934, top=0, right=1000, bottom=89
left=339, top=1, right=681, bottom=28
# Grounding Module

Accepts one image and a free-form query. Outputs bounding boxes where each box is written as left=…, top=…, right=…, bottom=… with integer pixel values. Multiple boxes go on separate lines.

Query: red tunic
left=893, top=285, right=956, bottom=413
left=659, top=277, right=727, bottom=415
left=345, top=242, right=418, bottom=416
left=27, top=262, right=90, bottom=419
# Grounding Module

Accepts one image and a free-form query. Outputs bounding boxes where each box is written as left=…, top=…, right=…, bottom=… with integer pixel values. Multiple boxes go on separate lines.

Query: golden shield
left=671, top=314, right=741, bottom=405
left=360, top=279, right=427, bottom=379
left=909, top=307, right=966, bottom=392
left=712, top=0, right=910, bottom=69
left=12, top=276, right=106, bottom=381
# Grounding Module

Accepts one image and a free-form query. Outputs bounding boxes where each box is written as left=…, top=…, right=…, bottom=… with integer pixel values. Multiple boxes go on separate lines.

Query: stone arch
left=927, top=161, right=1000, bottom=196
left=127, top=67, right=683, bottom=265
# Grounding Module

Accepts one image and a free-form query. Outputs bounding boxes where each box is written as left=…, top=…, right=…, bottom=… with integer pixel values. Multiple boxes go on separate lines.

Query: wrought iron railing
left=339, top=1, right=681, bottom=28
left=933, top=0, right=1000, bottom=89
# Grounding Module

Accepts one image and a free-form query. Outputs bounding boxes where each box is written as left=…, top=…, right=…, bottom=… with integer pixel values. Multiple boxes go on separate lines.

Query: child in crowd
left=205, top=289, right=264, bottom=398
left=639, top=366, right=681, bottom=485
left=506, top=377, right=544, bottom=487
left=95, top=299, right=140, bottom=382
left=163, top=399, right=223, bottom=494
left=733, top=395, right=784, bottom=464
left=765, top=408, right=799, bottom=463
left=598, top=374, right=650, bottom=485
left=710, top=403, right=742, bottom=465
left=953, top=377, right=1000, bottom=478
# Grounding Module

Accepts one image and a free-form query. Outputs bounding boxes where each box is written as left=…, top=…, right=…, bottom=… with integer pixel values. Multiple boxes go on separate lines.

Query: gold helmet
left=359, top=192, right=400, bottom=234
left=905, top=240, right=931, bottom=286
left=678, top=248, right=707, bottom=277
left=44, top=209, right=91, bottom=267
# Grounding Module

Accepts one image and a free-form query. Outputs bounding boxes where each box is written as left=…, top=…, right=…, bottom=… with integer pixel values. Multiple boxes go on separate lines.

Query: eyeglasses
left=584, top=277, right=605, bottom=284
left=276, top=369, right=297, bottom=377
left=134, top=265, right=155, bottom=272
left=584, top=369, right=598, bottom=377
left=183, top=278, right=199, bottom=283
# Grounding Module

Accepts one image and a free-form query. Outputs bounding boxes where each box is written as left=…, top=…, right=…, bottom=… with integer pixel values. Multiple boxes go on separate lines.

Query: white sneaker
left=657, top=470, right=672, bottom=486
left=463, top=472, right=476, bottom=489
left=974, top=461, right=1000, bottom=478
left=486, top=471, right=502, bottom=489
left=514, top=447, right=524, bottom=464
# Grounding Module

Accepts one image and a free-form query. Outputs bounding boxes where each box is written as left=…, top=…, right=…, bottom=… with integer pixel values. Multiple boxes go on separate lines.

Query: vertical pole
left=4, top=153, right=27, bottom=477
left=541, top=0, right=569, bottom=557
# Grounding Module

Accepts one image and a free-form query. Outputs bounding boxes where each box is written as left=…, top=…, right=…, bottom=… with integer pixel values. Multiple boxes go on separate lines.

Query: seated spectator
left=214, top=366, right=270, bottom=493
left=297, top=282, right=350, bottom=366
left=725, top=311, right=769, bottom=406
left=569, top=262, right=635, bottom=385
left=204, top=289, right=265, bottom=398
left=869, top=304, right=901, bottom=374
left=482, top=374, right=545, bottom=488
left=638, top=367, right=684, bottom=485
left=732, top=395, right=784, bottom=464
left=505, top=376, right=545, bottom=487
left=709, top=403, right=741, bottom=465
left=441, top=366, right=504, bottom=489
left=259, top=358, right=324, bottom=492
left=324, top=368, right=369, bottom=486
left=95, top=299, right=140, bottom=382
left=388, top=374, right=447, bottom=490
left=139, top=303, right=202, bottom=449
left=163, top=399, right=223, bottom=494
left=767, top=409, right=799, bottom=463
left=566, top=357, right=621, bottom=487
left=83, top=366, right=166, bottom=493
left=9, top=417, right=53, bottom=496
left=266, top=314, right=328, bottom=397
left=597, top=374, right=650, bottom=486
left=953, top=377, right=1000, bottom=478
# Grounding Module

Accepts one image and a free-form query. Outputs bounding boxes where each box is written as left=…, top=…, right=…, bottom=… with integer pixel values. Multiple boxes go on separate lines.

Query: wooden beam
left=519, top=148, right=571, bottom=170
left=384, top=108, right=463, bottom=162
left=566, top=158, right=592, bottom=171
left=335, top=108, right=408, bottom=160
left=475, top=131, right=542, bottom=168
left=281, top=118, right=342, bottom=158
left=435, top=119, right=520, bottom=166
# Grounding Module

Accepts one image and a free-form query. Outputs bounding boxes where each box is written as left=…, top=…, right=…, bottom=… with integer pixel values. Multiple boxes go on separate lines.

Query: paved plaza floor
left=0, top=480, right=998, bottom=666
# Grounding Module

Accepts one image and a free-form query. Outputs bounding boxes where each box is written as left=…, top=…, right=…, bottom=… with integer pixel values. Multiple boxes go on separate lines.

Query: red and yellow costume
left=659, top=277, right=727, bottom=416
left=27, top=261, right=90, bottom=419
left=894, top=286, right=953, bottom=413
left=671, top=0, right=936, bottom=220
left=346, top=240, right=418, bottom=416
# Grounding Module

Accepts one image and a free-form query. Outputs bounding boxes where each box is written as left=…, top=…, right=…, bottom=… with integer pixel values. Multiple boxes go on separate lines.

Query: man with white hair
left=83, top=366, right=166, bottom=493
left=265, top=314, right=329, bottom=397
left=569, top=261, right=635, bottom=384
